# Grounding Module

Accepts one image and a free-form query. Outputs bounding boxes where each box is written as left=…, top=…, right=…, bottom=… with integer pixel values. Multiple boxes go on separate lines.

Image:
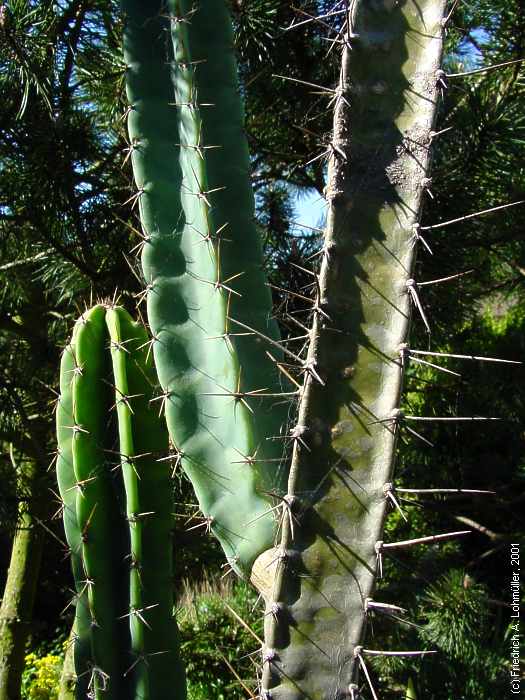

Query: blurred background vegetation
left=0, top=0, right=523, bottom=698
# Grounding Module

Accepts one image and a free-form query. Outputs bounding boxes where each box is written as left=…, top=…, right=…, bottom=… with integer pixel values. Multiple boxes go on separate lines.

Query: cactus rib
left=56, top=344, right=92, bottom=699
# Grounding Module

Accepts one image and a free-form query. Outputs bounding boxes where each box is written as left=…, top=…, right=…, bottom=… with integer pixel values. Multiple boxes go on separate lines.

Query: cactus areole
left=58, top=0, right=450, bottom=698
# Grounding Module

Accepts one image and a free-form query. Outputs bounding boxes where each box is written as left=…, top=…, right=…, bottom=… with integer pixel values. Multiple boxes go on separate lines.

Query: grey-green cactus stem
left=258, top=1, right=447, bottom=698
left=122, top=0, right=290, bottom=576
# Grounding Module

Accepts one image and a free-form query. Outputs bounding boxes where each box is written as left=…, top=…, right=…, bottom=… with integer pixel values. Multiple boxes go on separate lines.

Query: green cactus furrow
left=258, top=1, right=448, bottom=698
left=57, top=304, right=184, bottom=699
left=123, top=0, right=290, bottom=576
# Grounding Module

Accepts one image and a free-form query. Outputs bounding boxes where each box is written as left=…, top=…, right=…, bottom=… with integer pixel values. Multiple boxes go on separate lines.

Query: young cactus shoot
left=56, top=304, right=185, bottom=699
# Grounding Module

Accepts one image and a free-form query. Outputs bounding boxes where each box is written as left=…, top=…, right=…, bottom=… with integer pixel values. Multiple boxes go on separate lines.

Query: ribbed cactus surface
left=56, top=304, right=185, bottom=699
left=258, top=1, right=448, bottom=697
left=122, top=0, right=290, bottom=576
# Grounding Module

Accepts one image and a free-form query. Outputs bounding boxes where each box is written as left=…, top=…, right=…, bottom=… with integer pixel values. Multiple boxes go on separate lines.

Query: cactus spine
left=56, top=304, right=184, bottom=699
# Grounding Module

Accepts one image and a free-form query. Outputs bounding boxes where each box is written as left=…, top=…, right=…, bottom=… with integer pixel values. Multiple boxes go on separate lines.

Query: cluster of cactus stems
left=55, top=1, right=512, bottom=698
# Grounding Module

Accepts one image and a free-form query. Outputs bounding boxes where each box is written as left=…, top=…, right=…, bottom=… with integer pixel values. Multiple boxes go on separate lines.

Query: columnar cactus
left=56, top=304, right=185, bottom=699
left=57, top=0, right=461, bottom=697
left=122, top=0, right=290, bottom=576
left=259, top=2, right=449, bottom=697
left=121, top=1, right=451, bottom=697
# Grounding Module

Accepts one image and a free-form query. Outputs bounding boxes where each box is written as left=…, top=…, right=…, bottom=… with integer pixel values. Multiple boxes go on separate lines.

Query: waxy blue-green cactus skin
left=56, top=344, right=92, bottom=700
left=56, top=304, right=185, bottom=699
left=57, top=305, right=128, bottom=699
left=122, top=0, right=290, bottom=577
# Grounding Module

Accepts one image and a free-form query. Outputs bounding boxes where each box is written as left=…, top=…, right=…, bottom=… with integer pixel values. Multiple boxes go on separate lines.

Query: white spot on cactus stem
left=406, top=279, right=430, bottom=333
left=383, top=482, right=408, bottom=521
left=66, top=363, right=83, bottom=377
left=374, top=541, right=384, bottom=578
left=264, top=602, right=282, bottom=620
left=371, top=81, right=388, bottom=94
left=167, top=6, right=197, bottom=25
left=87, top=667, right=110, bottom=692
left=283, top=494, right=297, bottom=509
left=410, top=222, right=433, bottom=254
left=398, top=343, right=409, bottom=364
left=262, top=648, right=276, bottom=665
left=390, top=408, right=404, bottom=421
left=435, top=68, right=447, bottom=90
left=290, top=424, right=310, bottom=450
left=71, top=423, right=89, bottom=435
left=348, top=683, right=360, bottom=700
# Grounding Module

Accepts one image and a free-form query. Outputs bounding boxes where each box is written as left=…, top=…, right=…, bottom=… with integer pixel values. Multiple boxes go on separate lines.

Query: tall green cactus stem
left=256, top=1, right=448, bottom=698
left=106, top=307, right=185, bottom=699
left=56, top=304, right=185, bottom=699
left=57, top=306, right=128, bottom=698
left=122, top=0, right=290, bottom=576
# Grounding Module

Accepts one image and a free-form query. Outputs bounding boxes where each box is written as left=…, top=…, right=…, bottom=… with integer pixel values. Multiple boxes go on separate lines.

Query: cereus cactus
left=116, top=0, right=459, bottom=698
left=122, top=0, right=290, bottom=577
left=56, top=303, right=185, bottom=699
left=258, top=3, right=453, bottom=698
